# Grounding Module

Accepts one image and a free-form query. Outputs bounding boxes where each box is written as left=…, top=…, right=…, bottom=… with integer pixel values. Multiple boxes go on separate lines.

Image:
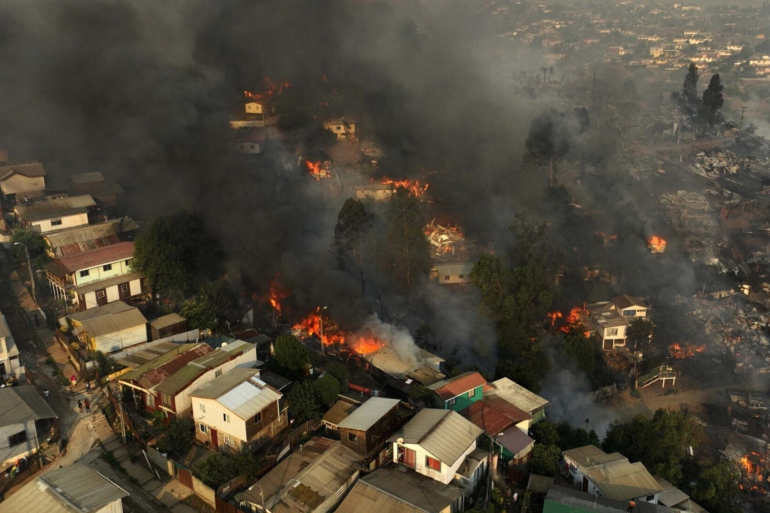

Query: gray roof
left=388, top=409, right=483, bottom=465
left=191, top=368, right=281, bottom=420
left=0, top=161, right=46, bottom=180
left=337, top=397, right=399, bottom=432
left=432, top=262, right=476, bottom=274
left=15, top=195, right=95, bottom=221
left=71, top=272, right=142, bottom=296
left=337, top=464, right=463, bottom=513
left=69, top=301, right=147, bottom=337
left=0, top=312, right=11, bottom=340
left=0, top=385, right=57, bottom=426
left=149, top=313, right=186, bottom=330
left=44, top=218, right=139, bottom=255
left=496, top=426, right=535, bottom=458
left=40, top=463, right=128, bottom=512
left=488, top=377, right=549, bottom=413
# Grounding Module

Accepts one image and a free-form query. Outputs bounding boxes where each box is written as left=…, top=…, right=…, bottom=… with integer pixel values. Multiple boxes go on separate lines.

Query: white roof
left=389, top=409, right=482, bottom=466
left=337, top=397, right=399, bottom=431
left=219, top=378, right=281, bottom=420
left=488, top=377, right=549, bottom=413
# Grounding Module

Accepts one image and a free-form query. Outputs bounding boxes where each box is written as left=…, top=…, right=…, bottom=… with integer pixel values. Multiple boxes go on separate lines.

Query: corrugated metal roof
left=0, top=385, right=57, bottom=426
left=427, top=371, right=487, bottom=400
left=612, top=295, right=648, bottom=310
left=656, top=478, right=690, bottom=508
left=323, top=401, right=359, bottom=427
left=337, top=397, right=399, bottom=431
left=496, top=426, right=535, bottom=457
left=432, top=262, right=476, bottom=275
left=149, top=313, right=186, bottom=330
left=363, top=346, right=445, bottom=383
left=15, top=195, right=95, bottom=221
left=72, top=271, right=142, bottom=295
left=0, top=161, right=46, bottom=180
left=563, top=446, right=625, bottom=468
left=41, top=462, right=128, bottom=512
left=68, top=301, right=147, bottom=338
left=388, top=409, right=482, bottom=465
left=544, top=485, right=676, bottom=513
left=337, top=465, right=463, bottom=513
left=191, top=368, right=281, bottom=420
left=44, top=218, right=139, bottom=256
left=488, top=378, right=549, bottom=413
left=136, top=344, right=213, bottom=390
left=50, top=241, right=134, bottom=273
left=119, top=343, right=203, bottom=380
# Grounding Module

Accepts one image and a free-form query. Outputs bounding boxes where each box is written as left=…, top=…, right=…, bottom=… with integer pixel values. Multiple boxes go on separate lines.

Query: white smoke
left=353, top=314, right=421, bottom=366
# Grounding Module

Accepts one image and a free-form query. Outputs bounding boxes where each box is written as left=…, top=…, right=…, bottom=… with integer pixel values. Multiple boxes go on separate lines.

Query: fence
left=193, top=476, right=217, bottom=508
left=147, top=447, right=175, bottom=477
left=287, top=418, right=322, bottom=449
left=215, top=495, right=250, bottom=513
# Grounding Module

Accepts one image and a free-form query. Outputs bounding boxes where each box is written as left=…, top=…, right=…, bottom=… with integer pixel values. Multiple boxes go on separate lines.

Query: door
left=211, top=428, right=218, bottom=449
left=402, top=447, right=416, bottom=468
left=582, top=476, right=589, bottom=492
left=119, top=283, right=130, bottom=300
left=177, top=468, right=193, bottom=488
left=96, top=290, right=108, bottom=306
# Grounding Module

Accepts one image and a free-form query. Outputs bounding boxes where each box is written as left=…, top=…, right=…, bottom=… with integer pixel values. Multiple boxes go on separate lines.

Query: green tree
left=530, top=420, right=560, bottom=447
left=317, top=374, right=341, bottom=407
left=155, top=417, right=195, bottom=457
left=528, top=444, right=562, bottom=477
left=681, top=63, right=699, bottom=115
left=386, top=189, right=431, bottom=291
left=192, top=452, right=265, bottom=489
left=525, top=109, right=571, bottom=184
left=561, top=329, right=596, bottom=377
left=132, top=211, right=224, bottom=298
left=494, top=359, right=542, bottom=393
left=626, top=317, right=654, bottom=349
left=326, top=362, right=349, bottom=390
left=274, top=334, right=309, bottom=372
left=701, top=74, right=724, bottom=127
left=201, top=279, right=242, bottom=325
left=408, top=384, right=433, bottom=402
left=288, top=381, right=320, bottom=423
left=180, top=294, right=217, bottom=330
left=11, top=227, right=50, bottom=267
left=689, top=460, right=741, bottom=513
left=333, top=198, right=373, bottom=296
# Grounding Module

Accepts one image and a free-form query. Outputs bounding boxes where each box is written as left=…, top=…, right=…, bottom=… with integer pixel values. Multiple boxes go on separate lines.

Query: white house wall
left=31, top=212, right=89, bottom=234
left=192, top=397, right=249, bottom=441
left=1, top=175, right=45, bottom=196
left=94, top=499, right=124, bottom=513
left=129, top=278, right=142, bottom=296
left=393, top=440, right=477, bottom=485
left=0, top=420, right=38, bottom=465
left=94, top=324, right=147, bottom=354
left=74, top=259, right=133, bottom=287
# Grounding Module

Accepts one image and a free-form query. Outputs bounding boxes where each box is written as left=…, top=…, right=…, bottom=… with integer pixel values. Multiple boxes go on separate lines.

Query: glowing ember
left=305, top=160, right=329, bottom=180
left=547, top=311, right=563, bottom=325
left=668, top=342, right=707, bottom=359
left=381, top=178, right=429, bottom=197
left=648, top=235, right=667, bottom=254
left=244, top=77, right=292, bottom=101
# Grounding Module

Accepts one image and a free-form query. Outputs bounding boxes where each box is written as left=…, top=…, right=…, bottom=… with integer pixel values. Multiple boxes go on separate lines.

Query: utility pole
left=592, top=67, right=597, bottom=91
left=739, top=106, right=748, bottom=134
left=14, top=242, right=36, bottom=306
left=318, top=306, right=328, bottom=356
left=115, top=384, right=126, bottom=444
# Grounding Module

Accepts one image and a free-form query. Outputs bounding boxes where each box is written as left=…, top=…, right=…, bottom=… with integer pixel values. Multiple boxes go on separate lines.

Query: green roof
left=120, top=343, right=201, bottom=381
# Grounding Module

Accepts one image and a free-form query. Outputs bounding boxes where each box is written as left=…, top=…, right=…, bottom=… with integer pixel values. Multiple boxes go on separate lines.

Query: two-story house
left=563, top=445, right=663, bottom=504
left=485, top=378, right=549, bottom=424
left=191, top=368, right=287, bottom=452
left=145, top=340, right=259, bottom=418
left=463, top=396, right=535, bottom=463
left=337, top=397, right=401, bottom=469
left=0, top=161, right=46, bottom=200
left=45, top=242, right=147, bottom=308
left=67, top=301, right=148, bottom=354
left=584, top=295, right=650, bottom=350
left=14, top=195, right=96, bottom=233
left=43, top=217, right=139, bottom=258
left=0, top=312, right=21, bottom=379
left=428, top=371, right=487, bottom=411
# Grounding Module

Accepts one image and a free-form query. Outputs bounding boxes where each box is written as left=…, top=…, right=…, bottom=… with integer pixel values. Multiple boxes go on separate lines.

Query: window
left=646, top=495, right=655, bottom=502
left=223, top=413, right=230, bottom=423
left=348, top=433, right=358, bottom=444
left=225, top=436, right=236, bottom=447
left=254, top=411, right=262, bottom=423
left=468, top=388, right=476, bottom=398
left=447, top=397, right=456, bottom=406
left=96, top=290, right=106, bottom=298
left=607, top=328, right=619, bottom=337
left=336, top=125, right=343, bottom=130
left=80, top=270, right=90, bottom=278
left=199, top=424, right=207, bottom=434
left=199, top=403, right=206, bottom=412
left=103, top=264, right=112, bottom=272
left=458, top=274, right=464, bottom=279
left=51, top=219, right=62, bottom=226
left=8, top=431, right=27, bottom=447
left=145, top=393, right=154, bottom=407
left=426, top=456, right=441, bottom=471
left=125, top=259, right=132, bottom=267
left=161, top=394, right=172, bottom=408
left=120, top=284, right=128, bottom=292
left=250, top=144, right=256, bottom=150
left=215, top=369, right=222, bottom=378
left=622, top=309, right=635, bottom=316
left=444, top=275, right=450, bottom=280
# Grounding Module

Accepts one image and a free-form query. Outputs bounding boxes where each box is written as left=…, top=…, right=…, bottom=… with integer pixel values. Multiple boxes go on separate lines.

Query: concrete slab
left=156, top=485, right=182, bottom=508
left=112, top=446, right=129, bottom=462
left=124, top=462, right=155, bottom=486
left=103, top=439, right=123, bottom=452
left=141, top=479, right=165, bottom=495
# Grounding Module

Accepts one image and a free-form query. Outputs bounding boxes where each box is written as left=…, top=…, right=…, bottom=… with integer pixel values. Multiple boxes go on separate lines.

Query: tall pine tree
left=386, top=188, right=431, bottom=291
left=701, top=73, right=724, bottom=127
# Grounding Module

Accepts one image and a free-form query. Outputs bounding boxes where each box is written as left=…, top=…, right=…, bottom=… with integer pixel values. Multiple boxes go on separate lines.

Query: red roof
left=136, top=344, right=214, bottom=390
left=463, top=397, right=532, bottom=436
left=54, top=241, right=135, bottom=273
left=432, top=371, right=488, bottom=401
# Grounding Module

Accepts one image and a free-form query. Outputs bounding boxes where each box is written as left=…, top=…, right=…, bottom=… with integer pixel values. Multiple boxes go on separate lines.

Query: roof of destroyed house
left=463, top=396, right=532, bottom=436
left=149, top=313, right=186, bottom=330
left=238, top=437, right=361, bottom=513
left=72, top=271, right=142, bottom=295
left=337, top=397, right=399, bottom=431
left=135, top=344, right=212, bottom=390
left=0, top=385, right=57, bottom=426
left=260, top=371, right=291, bottom=391
left=120, top=343, right=204, bottom=379
left=14, top=195, right=95, bottom=221
left=322, top=400, right=359, bottom=427
left=154, top=340, right=255, bottom=396
left=564, top=446, right=662, bottom=502
left=68, top=301, right=147, bottom=337
left=191, top=368, right=281, bottom=419
left=428, top=371, right=487, bottom=400
left=488, top=377, right=549, bottom=413
left=612, top=295, right=648, bottom=310
left=44, top=218, right=139, bottom=256
left=1, top=462, right=128, bottom=513
left=336, top=464, right=463, bottom=513
left=363, top=345, right=445, bottom=384
left=432, top=262, right=476, bottom=274
left=496, top=426, right=535, bottom=457
left=116, top=341, right=193, bottom=369
left=544, top=485, right=675, bottom=513
left=388, top=409, right=482, bottom=465
left=46, top=241, right=135, bottom=275
left=0, top=161, right=46, bottom=180
left=70, top=171, right=105, bottom=184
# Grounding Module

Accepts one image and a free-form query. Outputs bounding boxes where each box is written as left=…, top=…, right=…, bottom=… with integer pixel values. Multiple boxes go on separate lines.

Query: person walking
left=70, top=375, right=77, bottom=389
left=84, top=399, right=90, bottom=413
left=77, top=400, right=83, bottom=413
left=85, top=381, right=91, bottom=393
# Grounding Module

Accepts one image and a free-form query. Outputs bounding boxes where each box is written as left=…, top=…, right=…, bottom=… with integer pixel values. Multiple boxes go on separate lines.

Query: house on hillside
left=14, top=195, right=96, bottom=233
left=583, top=295, right=650, bottom=350
left=656, top=477, right=707, bottom=512
left=337, top=397, right=401, bottom=468
left=0, top=462, right=129, bottom=513
left=45, top=242, right=147, bottom=308
left=463, top=395, right=535, bottom=463
left=69, top=172, right=124, bottom=206
left=322, top=400, right=359, bottom=431
left=236, top=437, right=362, bottom=513
left=0, top=385, right=57, bottom=466
left=191, top=368, right=287, bottom=452
left=543, top=486, right=677, bottom=513
left=43, top=217, right=139, bottom=257
left=149, top=313, right=188, bottom=341
left=0, top=161, right=46, bottom=200
left=563, top=445, right=663, bottom=504
left=324, top=117, right=357, bottom=140
left=0, top=312, right=22, bottom=379
left=67, top=301, right=148, bottom=354
left=363, top=345, right=445, bottom=397
left=351, top=183, right=395, bottom=201
left=486, top=377, right=549, bottom=424
left=430, top=262, right=476, bottom=285
left=428, top=371, right=487, bottom=411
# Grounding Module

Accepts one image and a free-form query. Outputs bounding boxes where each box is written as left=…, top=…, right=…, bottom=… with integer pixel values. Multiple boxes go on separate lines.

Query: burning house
left=565, top=295, right=651, bottom=351
left=324, top=117, right=357, bottom=140
left=648, top=235, right=667, bottom=254
left=425, top=220, right=466, bottom=259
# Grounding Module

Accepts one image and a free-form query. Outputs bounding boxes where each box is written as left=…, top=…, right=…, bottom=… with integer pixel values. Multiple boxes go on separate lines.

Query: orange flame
left=668, top=342, right=707, bottom=359
left=549, top=307, right=590, bottom=337
left=381, top=178, right=429, bottom=197
left=547, top=311, right=563, bottom=325
left=305, top=160, right=329, bottom=180
left=292, top=309, right=385, bottom=355
left=268, top=277, right=289, bottom=314
left=648, top=236, right=667, bottom=253
left=349, top=336, right=385, bottom=355
left=244, top=77, right=292, bottom=102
